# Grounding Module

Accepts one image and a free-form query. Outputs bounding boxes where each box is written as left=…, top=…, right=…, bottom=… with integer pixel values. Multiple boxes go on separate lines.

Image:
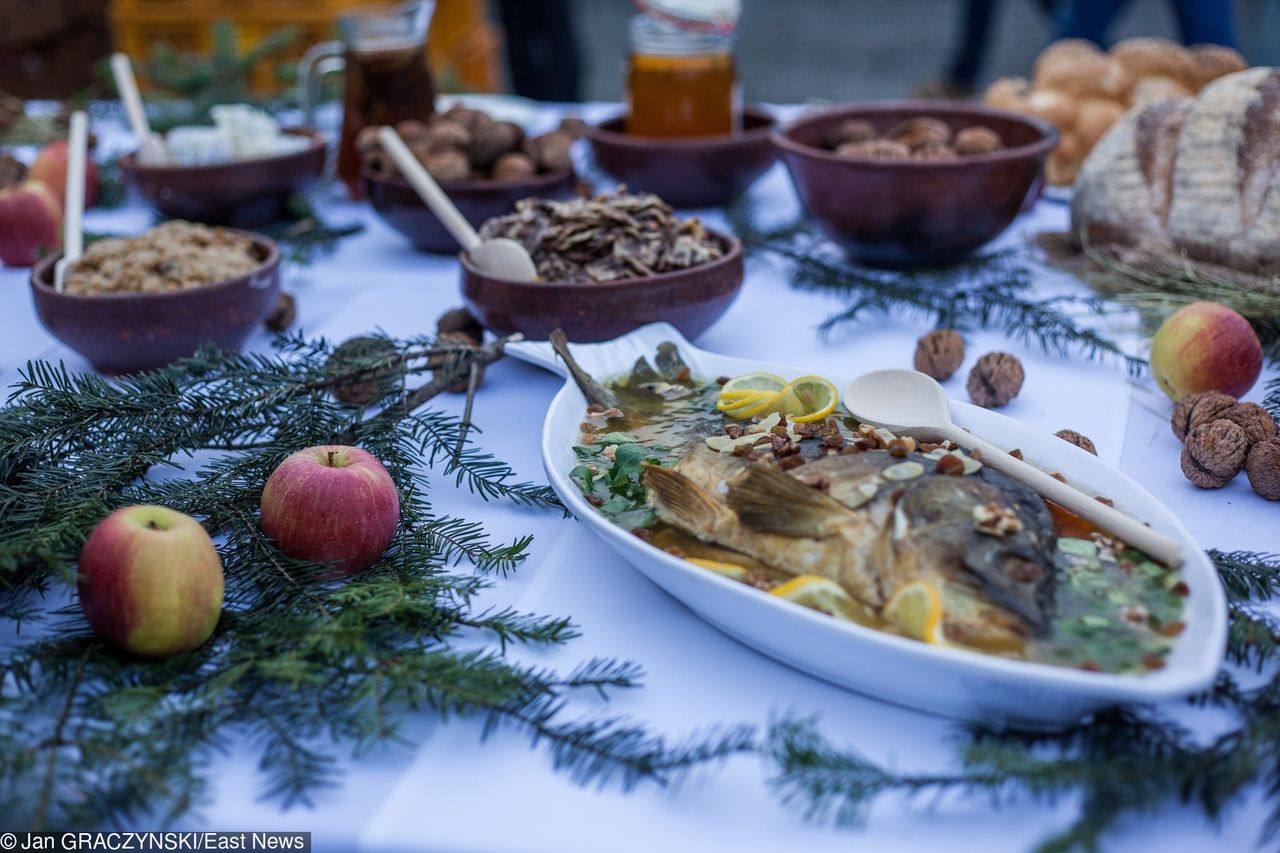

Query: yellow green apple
left=1149, top=301, right=1262, bottom=400
left=77, top=505, right=224, bottom=657
left=259, top=444, right=400, bottom=579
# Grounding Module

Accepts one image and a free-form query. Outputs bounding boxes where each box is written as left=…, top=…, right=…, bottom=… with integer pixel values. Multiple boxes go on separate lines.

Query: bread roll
left=1189, top=44, right=1248, bottom=89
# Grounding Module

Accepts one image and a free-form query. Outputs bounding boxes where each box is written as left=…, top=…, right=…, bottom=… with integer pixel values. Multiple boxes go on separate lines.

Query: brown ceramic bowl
left=364, top=165, right=579, bottom=254
left=119, top=129, right=326, bottom=228
left=773, top=102, right=1057, bottom=267
left=29, top=231, right=281, bottom=375
left=587, top=107, right=777, bottom=208
left=460, top=230, right=743, bottom=342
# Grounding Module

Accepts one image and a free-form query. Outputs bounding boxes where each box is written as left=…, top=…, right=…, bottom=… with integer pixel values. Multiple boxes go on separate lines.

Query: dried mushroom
left=477, top=188, right=724, bottom=283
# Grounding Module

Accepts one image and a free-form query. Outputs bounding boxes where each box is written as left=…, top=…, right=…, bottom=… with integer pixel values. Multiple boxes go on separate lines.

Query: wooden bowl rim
left=118, top=127, right=325, bottom=176
left=772, top=101, right=1058, bottom=168
left=30, top=229, right=282, bottom=302
left=587, top=106, right=778, bottom=149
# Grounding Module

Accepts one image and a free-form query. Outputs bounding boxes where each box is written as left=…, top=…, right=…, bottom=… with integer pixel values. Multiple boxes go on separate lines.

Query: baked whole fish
left=643, top=440, right=1057, bottom=650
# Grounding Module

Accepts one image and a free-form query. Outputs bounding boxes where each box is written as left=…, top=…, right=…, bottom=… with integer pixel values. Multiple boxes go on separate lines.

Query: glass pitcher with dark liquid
left=300, top=1, right=436, bottom=198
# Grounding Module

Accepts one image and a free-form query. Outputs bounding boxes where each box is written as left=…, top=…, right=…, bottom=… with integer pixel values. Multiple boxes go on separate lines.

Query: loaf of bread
left=984, top=37, right=1247, bottom=186
left=1070, top=68, right=1280, bottom=272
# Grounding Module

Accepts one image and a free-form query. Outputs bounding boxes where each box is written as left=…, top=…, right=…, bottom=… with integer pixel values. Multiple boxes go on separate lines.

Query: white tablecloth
left=0, top=108, right=1272, bottom=851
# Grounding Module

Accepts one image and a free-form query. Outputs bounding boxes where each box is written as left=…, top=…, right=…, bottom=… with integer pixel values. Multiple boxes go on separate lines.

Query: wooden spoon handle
left=943, top=427, right=1185, bottom=568
left=110, top=53, right=151, bottom=139
left=376, top=126, right=481, bottom=253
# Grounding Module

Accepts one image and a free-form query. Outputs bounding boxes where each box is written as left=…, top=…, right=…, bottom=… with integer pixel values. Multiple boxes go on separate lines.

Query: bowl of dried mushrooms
left=30, top=221, right=281, bottom=375
left=461, top=189, right=743, bottom=342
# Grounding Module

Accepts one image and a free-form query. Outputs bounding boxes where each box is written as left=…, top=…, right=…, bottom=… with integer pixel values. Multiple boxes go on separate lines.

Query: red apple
left=259, top=445, right=400, bottom=578
left=0, top=179, right=61, bottom=267
left=29, top=139, right=99, bottom=209
left=78, top=505, right=224, bottom=657
left=1150, top=302, right=1263, bottom=400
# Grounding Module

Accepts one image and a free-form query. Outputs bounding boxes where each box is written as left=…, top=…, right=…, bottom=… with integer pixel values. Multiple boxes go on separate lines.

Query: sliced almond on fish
left=883, top=461, right=924, bottom=481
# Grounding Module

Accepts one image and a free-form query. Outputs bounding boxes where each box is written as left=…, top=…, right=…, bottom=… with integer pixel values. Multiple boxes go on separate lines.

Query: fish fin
left=655, top=342, right=687, bottom=379
left=726, top=465, right=853, bottom=538
left=643, top=463, right=726, bottom=534
left=550, top=329, right=617, bottom=409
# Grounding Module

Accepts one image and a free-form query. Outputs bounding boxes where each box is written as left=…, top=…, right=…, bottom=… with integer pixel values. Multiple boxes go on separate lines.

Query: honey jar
left=626, top=14, right=738, bottom=138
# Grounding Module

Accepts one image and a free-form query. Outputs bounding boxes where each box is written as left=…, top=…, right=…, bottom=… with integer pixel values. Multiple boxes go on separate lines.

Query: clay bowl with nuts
left=460, top=229, right=744, bottom=343
left=586, top=107, right=778, bottom=208
left=29, top=231, right=281, bottom=375
left=119, top=129, right=326, bottom=228
left=773, top=102, right=1057, bottom=267
left=364, top=164, right=579, bottom=255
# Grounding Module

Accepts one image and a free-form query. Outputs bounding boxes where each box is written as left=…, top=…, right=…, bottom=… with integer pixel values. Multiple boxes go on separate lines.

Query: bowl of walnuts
left=773, top=102, right=1057, bottom=267
left=361, top=105, right=580, bottom=254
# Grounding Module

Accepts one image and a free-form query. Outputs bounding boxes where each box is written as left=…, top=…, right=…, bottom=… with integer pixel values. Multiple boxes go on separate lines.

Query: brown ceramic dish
left=364, top=165, right=579, bottom=255
left=773, top=102, right=1057, bottom=267
left=460, top=229, right=743, bottom=342
left=119, top=129, right=326, bottom=228
left=29, top=231, right=281, bottom=375
left=587, top=107, right=777, bottom=208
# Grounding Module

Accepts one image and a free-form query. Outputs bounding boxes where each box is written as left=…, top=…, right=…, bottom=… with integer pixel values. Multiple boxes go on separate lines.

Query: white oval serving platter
left=507, top=323, right=1226, bottom=726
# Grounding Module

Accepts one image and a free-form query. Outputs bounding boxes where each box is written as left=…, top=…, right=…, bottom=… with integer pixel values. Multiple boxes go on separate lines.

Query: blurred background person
left=494, top=0, right=582, bottom=101
left=1060, top=0, right=1237, bottom=46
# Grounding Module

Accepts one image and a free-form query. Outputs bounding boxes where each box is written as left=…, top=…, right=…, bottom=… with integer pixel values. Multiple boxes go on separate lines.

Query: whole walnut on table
left=1180, top=418, right=1248, bottom=488
left=1246, top=438, right=1280, bottom=500
left=967, top=352, right=1024, bottom=408
left=1170, top=390, right=1237, bottom=442
left=1225, top=402, right=1278, bottom=447
left=913, top=329, right=965, bottom=381
left=1055, top=429, right=1097, bottom=455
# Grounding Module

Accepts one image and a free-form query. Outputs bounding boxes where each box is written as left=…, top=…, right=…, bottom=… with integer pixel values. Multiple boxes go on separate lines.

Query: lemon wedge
left=883, top=581, right=946, bottom=645
left=716, top=390, right=776, bottom=413
left=770, top=575, right=872, bottom=624
left=715, top=372, right=839, bottom=423
left=687, top=557, right=749, bottom=580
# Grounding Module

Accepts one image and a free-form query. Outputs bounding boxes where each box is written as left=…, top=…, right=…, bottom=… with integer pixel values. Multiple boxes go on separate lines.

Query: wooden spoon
left=844, top=369, right=1185, bottom=568
left=375, top=126, right=538, bottom=281
left=53, top=111, right=88, bottom=293
left=110, top=53, right=168, bottom=165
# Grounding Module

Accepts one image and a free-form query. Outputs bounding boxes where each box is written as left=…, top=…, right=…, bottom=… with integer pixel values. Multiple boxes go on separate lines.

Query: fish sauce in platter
left=569, top=350, right=1186, bottom=675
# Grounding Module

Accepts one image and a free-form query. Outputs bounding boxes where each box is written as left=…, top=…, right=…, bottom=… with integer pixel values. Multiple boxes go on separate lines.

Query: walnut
left=1180, top=419, right=1247, bottom=488
left=264, top=292, right=296, bottom=332
left=437, top=306, right=484, bottom=343
left=914, top=329, right=965, bottom=380
left=394, top=119, right=431, bottom=143
left=835, top=139, right=911, bottom=160
left=1246, top=437, right=1280, bottom=500
left=911, top=141, right=958, bottom=160
left=355, top=125, right=382, bottom=156
left=423, top=148, right=471, bottom=182
left=526, top=131, right=574, bottom=173
left=1170, top=390, right=1236, bottom=442
left=827, top=118, right=877, bottom=148
left=966, top=352, right=1024, bottom=408
left=442, top=105, right=484, bottom=132
left=558, top=116, right=589, bottom=139
left=953, top=125, right=1003, bottom=155
left=424, top=119, right=472, bottom=152
left=470, top=120, right=523, bottom=169
left=492, top=152, right=537, bottom=181
left=885, top=116, right=951, bottom=149
left=1055, top=429, right=1097, bottom=455
left=1224, top=402, right=1278, bottom=447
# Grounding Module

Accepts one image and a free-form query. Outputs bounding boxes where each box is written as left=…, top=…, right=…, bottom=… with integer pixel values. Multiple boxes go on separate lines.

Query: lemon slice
left=687, top=557, right=749, bottom=580
left=775, top=376, right=839, bottom=423
left=883, top=581, right=946, bottom=645
left=723, top=389, right=787, bottom=420
left=720, top=372, right=788, bottom=396
left=770, top=575, right=872, bottom=624
left=716, top=389, right=775, bottom=412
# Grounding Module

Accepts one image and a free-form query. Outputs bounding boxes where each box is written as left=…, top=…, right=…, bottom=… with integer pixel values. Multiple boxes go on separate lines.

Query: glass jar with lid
left=626, top=13, right=738, bottom=138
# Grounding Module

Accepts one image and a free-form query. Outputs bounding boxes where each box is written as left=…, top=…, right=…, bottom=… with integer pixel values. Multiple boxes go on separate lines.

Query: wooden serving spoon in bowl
left=375, top=126, right=538, bottom=281
left=844, top=369, right=1185, bottom=568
